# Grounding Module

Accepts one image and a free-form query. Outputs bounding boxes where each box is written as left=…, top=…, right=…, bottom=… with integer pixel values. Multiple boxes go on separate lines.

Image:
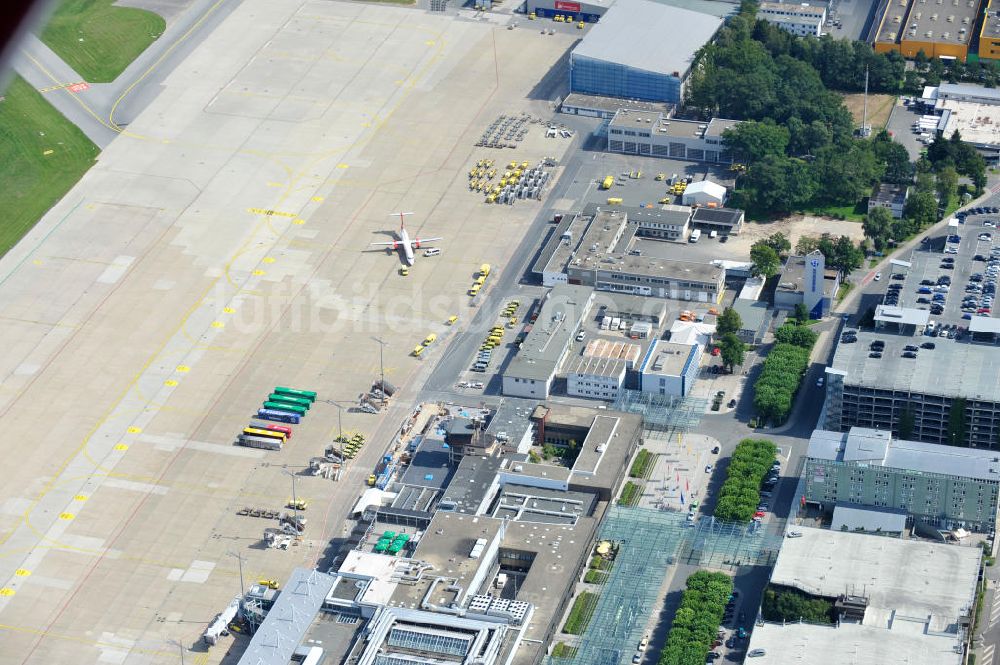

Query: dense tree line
left=659, top=571, right=734, bottom=665
left=713, top=438, right=778, bottom=522
left=794, top=233, right=864, bottom=279
left=753, top=321, right=816, bottom=424
left=688, top=5, right=895, bottom=217
left=762, top=585, right=836, bottom=624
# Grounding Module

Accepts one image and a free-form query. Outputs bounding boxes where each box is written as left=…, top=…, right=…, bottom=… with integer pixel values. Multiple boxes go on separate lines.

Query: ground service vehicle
left=689, top=229, right=701, bottom=243
left=268, top=393, right=311, bottom=409
left=601, top=175, right=613, bottom=189
left=238, top=434, right=283, bottom=451
left=423, top=333, right=437, bottom=346
left=607, top=197, right=622, bottom=205
left=469, top=284, right=481, bottom=296
left=412, top=345, right=424, bottom=357
left=257, top=408, right=300, bottom=424
left=243, top=427, right=287, bottom=442
left=447, top=315, right=459, bottom=325
left=266, top=424, right=293, bottom=438
left=263, top=401, right=307, bottom=415
left=480, top=263, right=491, bottom=277
left=275, top=387, right=317, bottom=401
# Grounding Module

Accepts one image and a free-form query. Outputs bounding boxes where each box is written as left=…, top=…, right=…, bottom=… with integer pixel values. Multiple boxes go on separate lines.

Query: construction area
left=0, top=1, right=583, bottom=662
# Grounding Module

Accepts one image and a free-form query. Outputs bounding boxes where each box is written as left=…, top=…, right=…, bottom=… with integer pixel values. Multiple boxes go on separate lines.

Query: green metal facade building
left=804, top=428, right=1000, bottom=532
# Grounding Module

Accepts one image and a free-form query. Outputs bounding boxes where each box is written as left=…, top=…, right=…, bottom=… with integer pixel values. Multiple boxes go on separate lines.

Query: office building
left=569, top=0, right=723, bottom=103
left=773, top=250, right=839, bottom=318
left=746, top=526, right=980, bottom=665
left=534, top=205, right=724, bottom=301
left=805, top=427, right=1000, bottom=532
left=559, top=93, right=673, bottom=119
left=868, top=183, right=909, bottom=219
left=502, top=285, right=594, bottom=398
left=757, top=1, right=826, bottom=36
left=638, top=340, right=700, bottom=397
left=607, top=112, right=739, bottom=163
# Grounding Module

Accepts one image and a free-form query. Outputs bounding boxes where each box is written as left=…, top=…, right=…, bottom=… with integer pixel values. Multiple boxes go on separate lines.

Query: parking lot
left=876, top=209, right=1000, bottom=327
left=885, top=98, right=934, bottom=160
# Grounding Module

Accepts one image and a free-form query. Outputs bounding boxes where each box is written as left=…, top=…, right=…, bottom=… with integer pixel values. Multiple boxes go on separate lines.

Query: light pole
left=283, top=469, right=299, bottom=521
left=226, top=550, right=246, bottom=605
left=331, top=401, right=347, bottom=461
left=372, top=337, right=387, bottom=405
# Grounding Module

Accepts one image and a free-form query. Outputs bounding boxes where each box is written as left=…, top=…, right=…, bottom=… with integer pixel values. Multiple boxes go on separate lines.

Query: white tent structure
left=681, top=180, right=726, bottom=207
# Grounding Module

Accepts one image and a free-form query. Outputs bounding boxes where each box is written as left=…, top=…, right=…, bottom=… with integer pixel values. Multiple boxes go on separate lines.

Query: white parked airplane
left=370, top=212, right=442, bottom=266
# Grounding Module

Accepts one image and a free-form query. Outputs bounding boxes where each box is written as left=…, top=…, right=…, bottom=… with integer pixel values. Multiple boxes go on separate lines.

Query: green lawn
left=801, top=201, right=867, bottom=222
left=562, top=592, right=599, bottom=635
left=628, top=449, right=655, bottom=479
left=0, top=76, right=99, bottom=258
left=618, top=481, right=642, bottom=507
left=39, top=0, right=165, bottom=83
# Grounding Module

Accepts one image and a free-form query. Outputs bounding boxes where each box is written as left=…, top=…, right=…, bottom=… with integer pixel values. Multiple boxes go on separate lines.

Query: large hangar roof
left=571, top=0, right=723, bottom=76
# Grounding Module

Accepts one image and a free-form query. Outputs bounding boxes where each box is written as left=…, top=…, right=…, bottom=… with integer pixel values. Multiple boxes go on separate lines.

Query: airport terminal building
left=568, top=0, right=724, bottom=103
left=606, top=112, right=739, bottom=164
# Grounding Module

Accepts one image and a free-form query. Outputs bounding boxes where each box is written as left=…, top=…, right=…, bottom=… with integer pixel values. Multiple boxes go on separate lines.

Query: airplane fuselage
left=399, top=227, right=415, bottom=265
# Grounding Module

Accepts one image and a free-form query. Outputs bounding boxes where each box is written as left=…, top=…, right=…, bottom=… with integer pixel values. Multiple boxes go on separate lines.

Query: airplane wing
left=370, top=240, right=399, bottom=247
left=411, top=237, right=442, bottom=247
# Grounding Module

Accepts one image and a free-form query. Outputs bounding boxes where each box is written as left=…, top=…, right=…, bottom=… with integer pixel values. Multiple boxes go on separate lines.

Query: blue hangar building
left=568, top=0, right=724, bottom=104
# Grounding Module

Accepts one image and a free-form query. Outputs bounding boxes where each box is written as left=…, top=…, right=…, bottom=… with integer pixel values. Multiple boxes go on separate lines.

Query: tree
left=935, top=165, right=958, bottom=210
left=795, top=235, right=821, bottom=256
left=719, top=333, right=746, bottom=372
left=946, top=398, right=968, bottom=446
left=763, top=232, right=791, bottom=255
left=891, top=216, right=915, bottom=243
left=722, top=120, right=790, bottom=163
left=775, top=323, right=818, bottom=347
left=904, top=189, right=938, bottom=228
left=716, top=307, right=743, bottom=337
left=793, top=303, right=810, bottom=324
left=750, top=242, right=781, bottom=278
left=863, top=206, right=894, bottom=252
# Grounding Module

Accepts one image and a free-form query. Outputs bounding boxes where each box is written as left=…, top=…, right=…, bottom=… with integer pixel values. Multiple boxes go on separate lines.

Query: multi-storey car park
left=823, top=213, right=1000, bottom=446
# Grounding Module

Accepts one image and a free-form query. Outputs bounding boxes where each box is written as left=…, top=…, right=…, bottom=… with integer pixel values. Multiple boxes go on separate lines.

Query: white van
left=709, top=230, right=718, bottom=239
left=689, top=229, right=702, bottom=243
left=424, top=248, right=441, bottom=257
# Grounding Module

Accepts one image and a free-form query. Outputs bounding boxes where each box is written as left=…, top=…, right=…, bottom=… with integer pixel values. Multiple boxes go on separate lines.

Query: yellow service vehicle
left=554, top=14, right=564, bottom=21
left=577, top=21, right=584, bottom=28
left=607, top=197, right=623, bottom=205
left=399, top=266, right=409, bottom=276
left=475, top=275, right=486, bottom=286
left=423, top=333, right=437, bottom=346
left=520, top=161, right=529, bottom=169
left=601, top=175, right=614, bottom=190
left=655, top=173, right=667, bottom=181
left=529, top=11, right=536, bottom=18
left=258, top=579, right=280, bottom=590
left=469, top=284, right=482, bottom=296
left=480, top=263, right=492, bottom=277
left=412, top=345, right=424, bottom=357
left=508, top=317, right=518, bottom=327
left=447, top=315, right=459, bottom=325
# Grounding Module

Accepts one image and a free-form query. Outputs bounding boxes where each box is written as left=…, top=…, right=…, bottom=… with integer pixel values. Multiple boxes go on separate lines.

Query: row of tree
left=713, top=438, right=779, bottom=522
left=748, top=231, right=863, bottom=282
left=753, top=322, right=817, bottom=424
left=658, top=571, right=734, bottom=665
left=715, top=306, right=747, bottom=371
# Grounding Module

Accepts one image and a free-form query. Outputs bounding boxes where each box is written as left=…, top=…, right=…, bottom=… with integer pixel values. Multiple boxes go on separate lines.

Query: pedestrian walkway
left=638, top=433, right=718, bottom=513
left=549, top=507, right=784, bottom=665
